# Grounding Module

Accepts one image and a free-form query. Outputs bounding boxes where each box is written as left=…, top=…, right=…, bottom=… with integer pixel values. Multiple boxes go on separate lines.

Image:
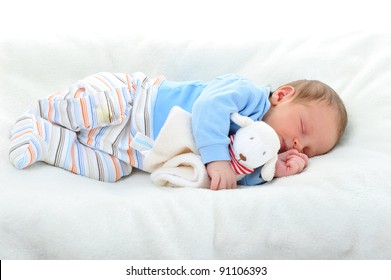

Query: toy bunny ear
left=261, top=155, right=278, bottom=181
left=231, top=112, right=254, bottom=127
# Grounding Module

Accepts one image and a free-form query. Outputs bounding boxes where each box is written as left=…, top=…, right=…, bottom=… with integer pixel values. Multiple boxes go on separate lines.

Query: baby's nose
left=293, top=139, right=303, bottom=153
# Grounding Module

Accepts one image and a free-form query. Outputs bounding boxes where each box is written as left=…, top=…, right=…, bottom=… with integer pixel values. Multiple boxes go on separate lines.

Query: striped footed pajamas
left=9, top=72, right=164, bottom=182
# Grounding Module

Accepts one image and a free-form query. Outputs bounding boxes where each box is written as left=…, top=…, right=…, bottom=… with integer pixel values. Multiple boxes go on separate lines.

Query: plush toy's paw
left=9, top=115, right=48, bottom=169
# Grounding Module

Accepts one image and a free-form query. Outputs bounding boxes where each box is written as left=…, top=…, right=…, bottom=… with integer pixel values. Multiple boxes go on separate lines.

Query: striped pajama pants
left=9, top=72, right=164, bottom=182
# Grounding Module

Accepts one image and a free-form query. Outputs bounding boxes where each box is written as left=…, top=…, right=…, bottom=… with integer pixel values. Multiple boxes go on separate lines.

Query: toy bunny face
left=232, top=124, right=275, bottom=169
left=230, top=112, right=280, bottom=181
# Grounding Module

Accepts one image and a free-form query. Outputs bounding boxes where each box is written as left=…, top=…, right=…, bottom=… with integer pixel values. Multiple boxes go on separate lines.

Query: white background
left=1, top=0, right=390, bottom=41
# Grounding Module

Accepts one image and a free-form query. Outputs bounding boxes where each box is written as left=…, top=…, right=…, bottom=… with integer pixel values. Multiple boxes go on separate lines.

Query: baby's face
left=263, top=99, right=339, bottom=158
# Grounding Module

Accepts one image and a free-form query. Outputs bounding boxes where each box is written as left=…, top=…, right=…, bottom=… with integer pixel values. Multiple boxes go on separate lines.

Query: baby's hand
left=206, top=161, right=237, bottom=190
left=274, top=149, right=308, bottom=178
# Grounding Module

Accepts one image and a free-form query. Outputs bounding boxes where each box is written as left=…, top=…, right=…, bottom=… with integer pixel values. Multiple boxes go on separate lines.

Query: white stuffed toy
left=229, top=112, right=280, bottom=182
left=133, top=106, right=280, bottom=188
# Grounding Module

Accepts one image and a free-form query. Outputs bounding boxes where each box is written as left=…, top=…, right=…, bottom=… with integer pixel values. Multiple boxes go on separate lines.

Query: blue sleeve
left=191, top=74, right=271, bottom=164
left=237, top=167, right=267, bottom=186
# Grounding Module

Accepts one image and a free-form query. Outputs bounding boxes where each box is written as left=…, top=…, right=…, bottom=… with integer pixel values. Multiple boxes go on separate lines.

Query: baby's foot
left=9, top=115, right=48, bottom=169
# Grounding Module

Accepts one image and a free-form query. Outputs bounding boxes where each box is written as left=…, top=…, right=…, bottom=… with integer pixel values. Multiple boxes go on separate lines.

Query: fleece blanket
left=140, top=106, right=211, bottom=188
left=1, top=31, right=391, bottom=259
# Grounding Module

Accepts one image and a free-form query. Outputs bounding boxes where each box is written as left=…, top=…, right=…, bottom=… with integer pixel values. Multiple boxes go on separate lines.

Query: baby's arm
left=274, top=149, right=308, bottom=178
left=192, top=75, right=269, bottom=164
left=206, top=161, right=237, bottom=190
left=191, top=75, right=270, bottom=190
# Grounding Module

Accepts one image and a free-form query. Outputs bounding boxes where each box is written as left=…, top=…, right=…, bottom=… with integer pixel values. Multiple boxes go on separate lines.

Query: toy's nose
left=239, top=154, right=247, bottom=161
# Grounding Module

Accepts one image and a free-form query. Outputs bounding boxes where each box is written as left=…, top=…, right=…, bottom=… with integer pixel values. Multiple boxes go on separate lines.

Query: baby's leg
left=9, top=114, right=132, bottom=182
left=29, top=72, right=134, bottom=132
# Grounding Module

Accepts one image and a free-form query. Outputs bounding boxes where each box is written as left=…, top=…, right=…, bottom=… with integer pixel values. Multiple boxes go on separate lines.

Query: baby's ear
left=270, top=86, right=295, bottom=105
left=230, top=112, right=254, bottom=127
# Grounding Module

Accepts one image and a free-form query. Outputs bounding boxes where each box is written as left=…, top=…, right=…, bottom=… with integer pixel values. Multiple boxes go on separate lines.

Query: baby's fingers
left=210, top=174, right=220, bottom=190
left=297, top=153, right=309, bottom=167
left=278, top=149, right=299, bottom=161
left=287, top=155, right=306, bottom=173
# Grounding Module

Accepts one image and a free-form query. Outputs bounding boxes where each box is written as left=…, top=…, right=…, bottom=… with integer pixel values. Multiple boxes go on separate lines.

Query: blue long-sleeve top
left=152, top=74, right=271, bottom=185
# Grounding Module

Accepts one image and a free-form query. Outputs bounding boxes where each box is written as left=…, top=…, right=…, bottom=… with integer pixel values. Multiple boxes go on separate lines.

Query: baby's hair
left=279, top=79, right=348, bottom=145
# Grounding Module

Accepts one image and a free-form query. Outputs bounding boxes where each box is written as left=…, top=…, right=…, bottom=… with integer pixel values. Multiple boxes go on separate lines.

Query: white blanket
left=1, top=31, right=391, bottom=259
left=141, top=106, right=210, bottom=188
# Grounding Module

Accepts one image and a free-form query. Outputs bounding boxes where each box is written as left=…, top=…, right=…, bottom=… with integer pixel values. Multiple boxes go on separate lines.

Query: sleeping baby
left=9, top=72, right=347, bottom=190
